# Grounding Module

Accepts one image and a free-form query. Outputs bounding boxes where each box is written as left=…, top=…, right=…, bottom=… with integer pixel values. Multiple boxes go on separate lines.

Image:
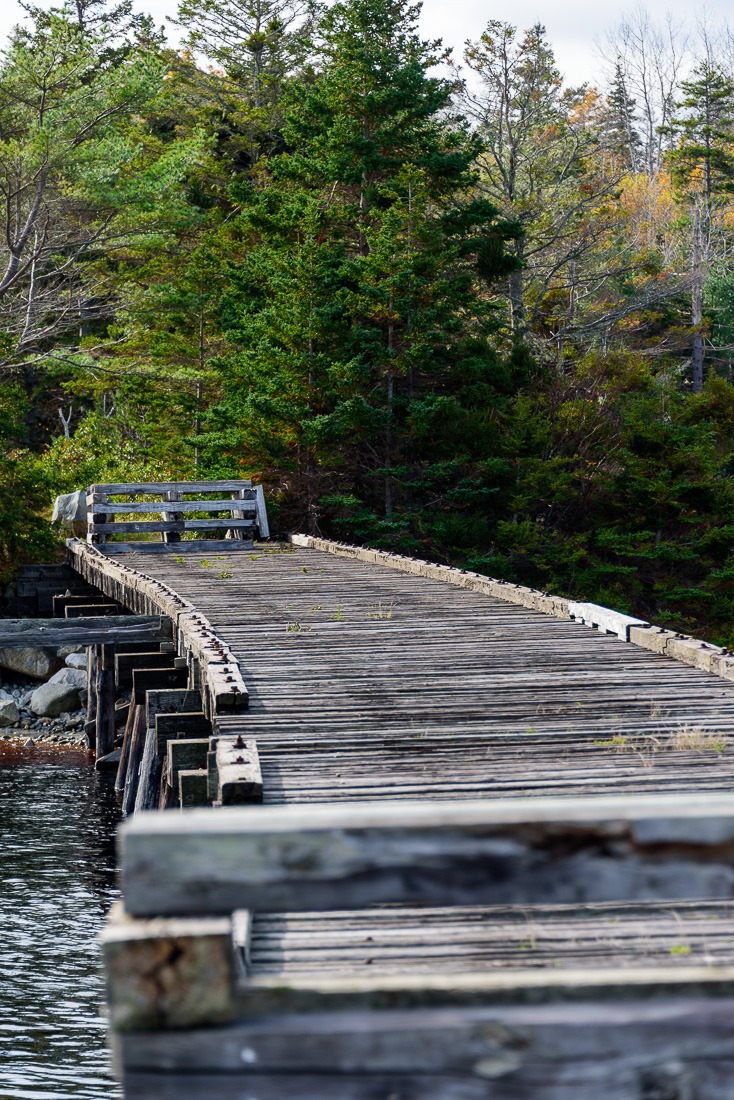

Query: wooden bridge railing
left=87, top=480, right=269, bottom=552
left=106, top=795, right=734, bottom=1097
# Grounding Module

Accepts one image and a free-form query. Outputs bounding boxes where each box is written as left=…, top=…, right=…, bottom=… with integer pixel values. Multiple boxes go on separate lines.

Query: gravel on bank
left=0, top=675, right=86, bottom=748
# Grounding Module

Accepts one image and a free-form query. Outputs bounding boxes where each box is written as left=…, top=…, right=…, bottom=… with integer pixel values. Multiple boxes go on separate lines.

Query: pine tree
left=666, top=61, right=734, bottom=204
left=463, top=22, right=625, bottom=351
left=20, top=0, right=143, bottom=46
left=172, top=0, right=316, bottom=162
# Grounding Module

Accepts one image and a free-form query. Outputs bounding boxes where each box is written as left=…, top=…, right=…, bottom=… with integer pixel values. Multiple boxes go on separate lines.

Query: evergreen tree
left=20, top=0, right=148, bottom=53
left=463, top=23, right=625, bottom=351
left=202, top=0, right=518, bottom=540
left=603, top=61, right=643, bottom=172
left=172, top=0, right=316, bottom=162
left=666, top=60, right=734, bottom=204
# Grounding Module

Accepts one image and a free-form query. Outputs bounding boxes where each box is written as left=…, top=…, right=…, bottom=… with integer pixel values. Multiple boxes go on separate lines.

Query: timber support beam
left=0, top=615, right=173, bottom=648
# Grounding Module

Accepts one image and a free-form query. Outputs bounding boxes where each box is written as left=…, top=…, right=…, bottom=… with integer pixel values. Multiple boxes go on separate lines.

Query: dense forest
left=3, top=0, right=734, bottom=643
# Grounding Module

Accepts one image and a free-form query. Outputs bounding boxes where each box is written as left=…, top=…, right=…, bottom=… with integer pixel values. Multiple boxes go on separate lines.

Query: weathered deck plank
left=106, top=545, right=734, bottom=803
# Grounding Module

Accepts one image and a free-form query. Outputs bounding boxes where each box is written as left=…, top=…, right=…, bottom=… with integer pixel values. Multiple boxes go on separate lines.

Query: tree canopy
left=3, top=0, right=734, bottom=645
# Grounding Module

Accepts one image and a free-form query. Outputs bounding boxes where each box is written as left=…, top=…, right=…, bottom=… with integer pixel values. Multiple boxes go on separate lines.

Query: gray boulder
left=0, top=647, right=64, bottom=680
left=64, top=652, right=87, bottom=670
left=51, top=489, right=88, bottom=537
left=48, top=667, right=87, bottom=690
left=30, top=681, right=83, bottom=717
left=57, top=645, right=85, bottom=659
left=0, top=690, right=19, bottom=727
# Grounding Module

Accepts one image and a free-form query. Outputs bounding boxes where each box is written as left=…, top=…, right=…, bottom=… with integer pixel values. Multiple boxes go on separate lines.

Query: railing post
left=229, top=485, right=254, bottom=541
left=161, top=489, right=183, bottom=544
left=88, top=489, right=108, bottom=546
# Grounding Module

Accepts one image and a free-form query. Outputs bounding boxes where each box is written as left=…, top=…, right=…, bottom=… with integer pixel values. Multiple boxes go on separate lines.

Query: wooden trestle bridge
left=8, top=480, right=734, bottom=1098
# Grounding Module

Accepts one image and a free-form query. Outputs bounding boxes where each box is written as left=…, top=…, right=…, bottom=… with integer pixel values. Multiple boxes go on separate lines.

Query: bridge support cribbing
left=290, top=533, right=734, bottom=679
left=67, top=538, right=247, bottom=719
left=65, top=538, right=260, bottom=812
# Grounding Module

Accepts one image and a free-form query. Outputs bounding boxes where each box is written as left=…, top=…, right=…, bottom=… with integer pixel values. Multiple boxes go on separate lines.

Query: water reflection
left=0, top=743, right=121, bottom=1100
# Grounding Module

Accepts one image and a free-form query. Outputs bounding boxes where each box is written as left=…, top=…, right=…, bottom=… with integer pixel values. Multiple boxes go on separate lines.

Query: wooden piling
left=122, top=705, right=146, bottom=816
left=95, top=643, right=116, bottom=759
left=116, top=700, right=138, bottom=794
left=85, top=645, right=97, bottom=752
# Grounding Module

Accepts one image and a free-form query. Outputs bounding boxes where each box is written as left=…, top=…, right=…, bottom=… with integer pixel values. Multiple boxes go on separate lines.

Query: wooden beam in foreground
left=113, top=988, right=734, bottom=1067
left=120, top=793, right=734, bottom=918
left=0, top=615, right=173, bottom=647
left=117, top=1054, right=734, bottom=1100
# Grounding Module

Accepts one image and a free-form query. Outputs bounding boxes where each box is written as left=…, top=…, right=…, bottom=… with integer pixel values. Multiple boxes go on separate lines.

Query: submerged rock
left=95, top=747, right=121, bottom=772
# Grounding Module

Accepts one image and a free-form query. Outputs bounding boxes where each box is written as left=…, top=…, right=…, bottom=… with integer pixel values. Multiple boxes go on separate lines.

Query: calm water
left=0, top=744, right=122, bottom=1100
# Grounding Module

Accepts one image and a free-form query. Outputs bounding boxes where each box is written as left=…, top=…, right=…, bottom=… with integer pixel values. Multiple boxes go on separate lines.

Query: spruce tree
left=203, top=0, right=518, bottom=541
left=604, top=61, right=642, bottom=172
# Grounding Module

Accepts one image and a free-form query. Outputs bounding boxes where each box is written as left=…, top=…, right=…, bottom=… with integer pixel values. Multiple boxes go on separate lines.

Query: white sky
left=0, top=0, right=731, bottom=87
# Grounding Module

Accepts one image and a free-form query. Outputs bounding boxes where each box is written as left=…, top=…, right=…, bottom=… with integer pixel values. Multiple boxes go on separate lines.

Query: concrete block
left=628, top=625, right=675, bottom=654
left=568, top=601, right=647, bottom=641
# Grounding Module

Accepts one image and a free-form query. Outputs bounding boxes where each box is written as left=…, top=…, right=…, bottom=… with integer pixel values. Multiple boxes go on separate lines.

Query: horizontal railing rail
left=87, top=480, right=269, bottom=552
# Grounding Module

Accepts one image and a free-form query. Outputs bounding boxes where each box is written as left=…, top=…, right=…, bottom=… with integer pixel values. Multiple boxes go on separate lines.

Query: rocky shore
left=0, top=646, right=88, bottom=748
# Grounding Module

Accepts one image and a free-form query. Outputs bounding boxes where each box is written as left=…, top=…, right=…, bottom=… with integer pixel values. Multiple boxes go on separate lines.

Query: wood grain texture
left=116, top=995, right=734, bottom=1066
left=121, top=705, right=147, bottom=816
left=101, top=902, right=235, bottom=1031
left=95, top=643, right=116, bottom=757
left=93, top=543, right=734, bottom=806
left=156, top=712, right=212, bottom=757
left=120, top=793, right=734, bottom=916
left=179, top=768, right=209, bottom=807
left=117, top=997, right=734, bottom=1100
left=99, top=540, right=255, bottom=553
left=248, top=900, right=734, bottom=977
left=91, top=498, right=257, bottom=514
left=127, top=1070, right=734, bottom=1100
left=90, top=480, right=255, bottom=495
left=66, top=540, right=248, bottom=718
left=0, top=615, right=172, bottom=646
left=92, top=519, right=256, bottom=534
left=132, top=666, right=189, bottom=705
left=115, top=651, right=176, bottom=688
left=134, top=727, right=163, bottom=813
left=168, top=739, right=209, bottom=790
left=216, top=736, right=263, bottom=804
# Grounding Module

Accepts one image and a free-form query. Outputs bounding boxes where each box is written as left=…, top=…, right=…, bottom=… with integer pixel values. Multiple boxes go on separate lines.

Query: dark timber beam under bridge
left=0, top=615, right=172, bottom=647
